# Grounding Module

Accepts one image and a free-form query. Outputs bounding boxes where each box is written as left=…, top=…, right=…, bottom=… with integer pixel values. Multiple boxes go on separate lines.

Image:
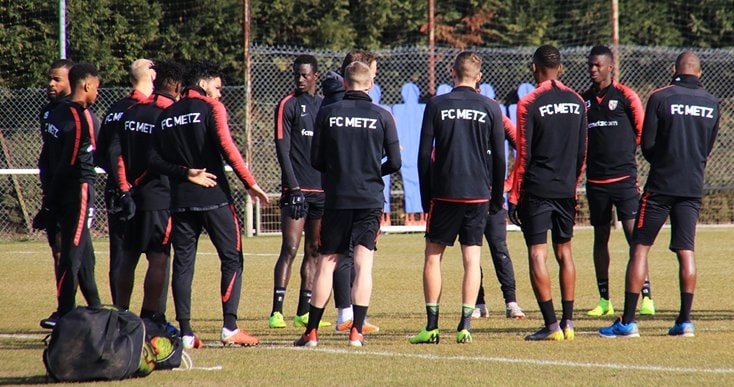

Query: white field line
left=270, top=346, right=734, bottom=374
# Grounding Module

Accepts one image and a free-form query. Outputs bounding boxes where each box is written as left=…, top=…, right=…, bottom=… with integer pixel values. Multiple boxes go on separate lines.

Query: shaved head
left=674, top=51, right=702, bottom=77
left=129, top=58, right=155, bottom=85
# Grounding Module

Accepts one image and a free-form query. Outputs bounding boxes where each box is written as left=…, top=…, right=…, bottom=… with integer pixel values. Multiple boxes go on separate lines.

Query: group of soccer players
left=34, top=43, right=719, bottom=348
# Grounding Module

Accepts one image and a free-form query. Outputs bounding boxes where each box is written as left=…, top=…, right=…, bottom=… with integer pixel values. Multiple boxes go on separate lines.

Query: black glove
left=508, top=202, right=522, bottom=227
left=119, top=192, right=136, bottom=221
left=287, top=189, right=306, bottom=220
left=32, top=207, right=54, bottom=231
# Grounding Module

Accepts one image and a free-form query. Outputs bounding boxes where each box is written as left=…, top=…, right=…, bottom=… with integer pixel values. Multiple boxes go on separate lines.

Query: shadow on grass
left=0, top=375, right=51, bottom=385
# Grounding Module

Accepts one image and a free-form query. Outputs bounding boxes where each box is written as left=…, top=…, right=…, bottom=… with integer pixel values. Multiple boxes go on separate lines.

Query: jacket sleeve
left=641, top=94, right=660, bottom=162
left=106, top=118, right=131, bottom=192
left=417, top=101, right=435, bottom=213
left=489, top=105, right=506, bottom=212
left=274, top=95, right=299, bottom=190
left=210, top=102, right=256, bottom=188
left=310, top=110, right=326, bottom=172
left=148, top=120, right=189, bottom=180
left=380, top=111, right=401, bottom=176
left=509, top=99, right=530, bottom=205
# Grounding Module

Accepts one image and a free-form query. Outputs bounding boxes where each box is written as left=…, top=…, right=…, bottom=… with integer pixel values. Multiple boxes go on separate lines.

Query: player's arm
left=489, top=105, right=506, bottom=213
left=310, top=109, right=326, bottom=172
left=576, top=105, right=588, bottom=183
left=640, top=95, right=661, bottom=162
left=502, top=114, right=518, bottom=150
left=45, top=108, right=78, bottom=208
left=417, top=102, right=436, bottom=213
left=622, top=85, right=645, bottom=145
left=274, top=95, right=299, bottom=190
left=107, top=118, right=131, bottom=192
left=707, top=104, right=720, bottom=157
left=509, top=101, right=531, bottom=205
left=381, top=111, right=401, bottom=176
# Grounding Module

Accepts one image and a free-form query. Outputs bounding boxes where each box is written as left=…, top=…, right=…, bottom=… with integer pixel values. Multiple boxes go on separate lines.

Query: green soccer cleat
left=456, top=329, right=472, bottom=343
left=587, top=298, right=614, bottom=317
left=294, top=313, right=332, bottom=328
left=409, top=328, right=440, bottom=344
left=269, top=311, right=286, bottom=329
left=639, top=297, right=656, bottom=316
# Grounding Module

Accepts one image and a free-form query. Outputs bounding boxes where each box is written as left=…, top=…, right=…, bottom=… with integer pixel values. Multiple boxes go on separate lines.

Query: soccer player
left=107, top=60, right=199, bottom=327
left=34, top=59, right=101, bottom=329
left=150, top=60, right=269, bottom=349
left=40, top=63, right=103, bottom=322
left=294, top=60, right=400, bottom=347
left=409, top=51, right=506, bottom=344
left=96, top=59, right=156, bottom=304
left=509, top=45, right=587, bottom=341
left=270, top=55, right=329, bottom=329
left=600, top=51, right=719, bottom=338
left=321, top=50, right=381, bottom=334
left=581, top=45, right=656, bottom=317
left=473, top=115, right=526, bottom=320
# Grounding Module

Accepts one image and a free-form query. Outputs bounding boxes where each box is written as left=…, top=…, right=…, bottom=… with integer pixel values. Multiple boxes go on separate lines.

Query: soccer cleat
left=506, top=302, right=526, bottom=319
left=40, top=312, right=60, bottom=329
left=456, top=329, right=472, bottom=343
left=668, top=321, right=695, bottom=337
left=599, top=318, right=640, bottom=338
left=293, top=330, right=319, bottom=347
left=335, top=319, right=380, bottom=334
left=269, top=311, right=286, bottom=329
left=182, top=334, right=203, bottom=350
left=639, top=297, right=656, bottom=316
left=525, top=326, right=564, bottom=341
left=471, top=304, right=488, bottom=319
left=294, top=313, right=332, bottom=328
left=561, top=320, right=575, bottom=341
left=587, top=298, right=615, bottom=317
left=409, top=328, right=440, bottom=344
left=348, top=328, right=365, bottom=347
left=221, top=328, right=260, bottom=346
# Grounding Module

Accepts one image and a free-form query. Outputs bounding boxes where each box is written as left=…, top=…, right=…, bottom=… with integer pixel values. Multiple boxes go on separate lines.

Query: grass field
left=1, top=226, right=734, bottom=385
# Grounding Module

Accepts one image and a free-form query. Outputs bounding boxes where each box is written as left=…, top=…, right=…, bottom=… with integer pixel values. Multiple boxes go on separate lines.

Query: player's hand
left=32, top=207, right=53, bottom=231
left=508, top=202, right=522, bottom=227
left=119, top=192, right=136, bottom=221
left=187, top=168, right=217, bottom=188
left=287, top=189, right=306, bottom=220
left=248, top=183, right=270, bottom=205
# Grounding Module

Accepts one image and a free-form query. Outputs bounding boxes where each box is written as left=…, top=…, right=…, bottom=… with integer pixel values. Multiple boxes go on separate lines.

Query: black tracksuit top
left=274, top=91, right=323, bottom=192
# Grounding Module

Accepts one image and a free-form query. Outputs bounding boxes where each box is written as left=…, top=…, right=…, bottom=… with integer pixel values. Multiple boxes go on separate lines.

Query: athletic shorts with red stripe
left=518, top=193, right=575, bottom=245
left=319, top=208, right=382, bottom=254
left=123, top=209, right=172, bottom=254
left=586, top=176, right=640, bottom=226
left=425, top=200, right=489, bottom=246
left=632, top=192, right=701, bottom=251
left=56, top=181, right=101, bottom=315
left=171, top=204, right=244, bottom=323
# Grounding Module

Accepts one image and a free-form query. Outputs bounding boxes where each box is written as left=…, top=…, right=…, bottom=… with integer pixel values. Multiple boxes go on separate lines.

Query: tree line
left=1, top=0, right=732, bottom=88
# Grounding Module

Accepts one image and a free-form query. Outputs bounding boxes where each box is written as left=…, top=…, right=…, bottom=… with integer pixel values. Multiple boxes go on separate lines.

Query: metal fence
left=1, top=45, right=733, bottom=239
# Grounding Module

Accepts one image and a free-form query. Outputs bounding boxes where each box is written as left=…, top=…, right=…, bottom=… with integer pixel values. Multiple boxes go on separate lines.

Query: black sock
left=597, top=279, right=609, bottom=300
left=179, top=319, right=192, bottom=336
left=677, top=292, right=694, bottom=323
left=305, top=305, right=324, bottom=334
left=426, top=304, right=439, bottom=331
left=622, top=292, right=639, bottom=324
left=223, top=314, right=237, bottom=331
left=476, top=285, right=486, bottom=305
left=457, top=304, right=473, bottom=331
left=352, top=304, right=368, bottom=333
left=561, top=300, right=574, bottom=323
left=139, top=308, right=156, bottom=320
left=641, top=280, right=652, bottom=298
left=297, top=290, right=312, bottom=316
left=538, top=300, right=557, bottom=327
left=271, top=287, right=286, bottom=315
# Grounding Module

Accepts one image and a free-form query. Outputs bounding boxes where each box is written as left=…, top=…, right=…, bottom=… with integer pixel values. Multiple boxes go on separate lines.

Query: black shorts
left=123, top=209, right=172, bottom=254
left=425, top=200, right=489, bottom=246
left=280, top=191, right=325, bottom=220
left=519, top=194, right=575, bottom=245
left=586, top=177, right=640, bottom=225
left=631, top=192, right=701, bottom=251
left=319, top=208, right=382, bottom=254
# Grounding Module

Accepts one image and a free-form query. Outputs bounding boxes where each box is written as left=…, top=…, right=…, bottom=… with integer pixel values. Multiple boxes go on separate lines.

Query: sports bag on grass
left=42, top=305, right=152, bottom=382
left=143, top=318, right=184, bottom=370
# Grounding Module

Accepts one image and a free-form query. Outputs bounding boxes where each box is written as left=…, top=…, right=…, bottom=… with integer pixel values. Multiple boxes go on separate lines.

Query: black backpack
left=43, top=306, right=151, bottom=382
